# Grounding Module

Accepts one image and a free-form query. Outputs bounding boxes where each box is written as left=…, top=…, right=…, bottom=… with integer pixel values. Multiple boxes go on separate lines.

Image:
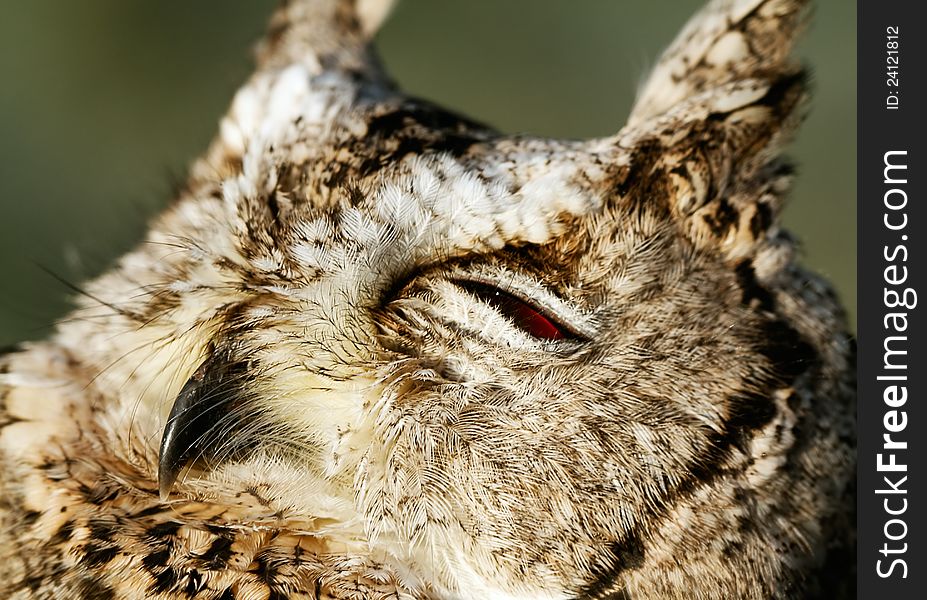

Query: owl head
left=25, top=0, right=854, bottom=598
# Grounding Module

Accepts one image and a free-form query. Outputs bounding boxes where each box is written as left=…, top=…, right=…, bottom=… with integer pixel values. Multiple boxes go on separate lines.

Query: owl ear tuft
left=609, top=0, right=810, bottom=258
left=629, top=0, right=810, bottom=126
left=256, top=0, right=398, bottom=73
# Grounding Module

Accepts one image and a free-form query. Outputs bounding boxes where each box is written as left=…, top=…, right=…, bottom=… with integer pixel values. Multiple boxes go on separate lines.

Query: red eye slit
left=508, top=300, right=565, bottom=340
left=458, top=281, right=567, bottom=340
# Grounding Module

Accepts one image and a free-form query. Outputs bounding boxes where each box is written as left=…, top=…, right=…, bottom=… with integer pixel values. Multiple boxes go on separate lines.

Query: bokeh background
left=0, top=0, right=855, bottom=346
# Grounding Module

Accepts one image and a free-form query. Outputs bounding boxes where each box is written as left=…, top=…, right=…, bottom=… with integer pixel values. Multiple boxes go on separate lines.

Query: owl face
left=1, top=1, right=854, bottom=598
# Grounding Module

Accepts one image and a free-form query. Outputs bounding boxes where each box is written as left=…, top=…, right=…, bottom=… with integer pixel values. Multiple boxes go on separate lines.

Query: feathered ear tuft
left=256, top=0, right=398, bottom=74
left=601, top=0, right=810, bottom=258
left=628, top=0, right=810, bottom=126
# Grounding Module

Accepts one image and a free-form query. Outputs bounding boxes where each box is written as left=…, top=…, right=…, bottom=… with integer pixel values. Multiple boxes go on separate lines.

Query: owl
left=0, top=0, right=855, bottom=598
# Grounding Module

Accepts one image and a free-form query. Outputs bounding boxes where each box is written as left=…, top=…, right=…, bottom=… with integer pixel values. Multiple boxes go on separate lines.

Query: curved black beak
left=158, top=349, right=249, bottom=500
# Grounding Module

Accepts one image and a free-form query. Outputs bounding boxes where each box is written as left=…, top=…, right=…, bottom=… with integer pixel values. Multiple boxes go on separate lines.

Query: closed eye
left=454, top=280, right=570, bottom=341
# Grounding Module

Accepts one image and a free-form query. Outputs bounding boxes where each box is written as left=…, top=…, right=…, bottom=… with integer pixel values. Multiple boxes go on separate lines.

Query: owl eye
left=457, top=281, right=567, bottom=340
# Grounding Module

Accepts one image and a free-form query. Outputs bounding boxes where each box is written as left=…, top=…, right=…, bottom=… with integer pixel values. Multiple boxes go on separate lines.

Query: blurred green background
left=0, top=1, right=855, bottom=346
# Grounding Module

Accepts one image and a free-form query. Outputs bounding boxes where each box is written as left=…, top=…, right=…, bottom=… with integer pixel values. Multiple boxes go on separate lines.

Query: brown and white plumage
left=0, top=1, right=854, bottom=598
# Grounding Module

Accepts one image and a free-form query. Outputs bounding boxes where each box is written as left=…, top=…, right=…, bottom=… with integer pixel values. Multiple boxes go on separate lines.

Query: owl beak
left=158, top=350, right=249, bottom=500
